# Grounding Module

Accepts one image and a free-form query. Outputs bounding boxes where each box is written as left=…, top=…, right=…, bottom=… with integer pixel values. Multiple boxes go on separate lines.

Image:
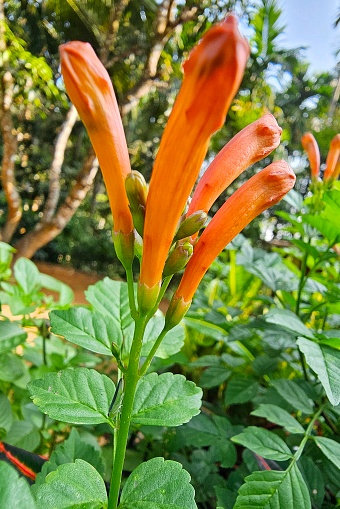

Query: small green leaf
left=251, top=404, right=305, bottom=434
left=28, top=368, right=115, bottom=425
left=0, top=353, right=26, bottom=382
left=231, top=426, right=292, bottom=461
left=297, top=337, right=340, bottom=405
left=14, top=257, right=40, bottom=294
left=270, top=379, right=314, bottom=414
left=233, top=464, right=311, bottom=509
left=50, top=308, right=119, bottom=356
left=184, top=317, right=228, bottom=341
left=225, top=377, right=259, bottom=405
left=0, top=321, right=27, bottom=353
left=199, top=366, right=231, bottom=388
left=314, top=436, right=340, bottom=469
left=34, top=459, right=108, bottom=509
left=176, top=413, right=234, bottom=448
left=0, top=462, right=36, bottom=509
left=119, top=457, right=197, bottom=509
left=5, top=421, right=40, bottom=451
left=39, top=273, right=74, bottom=306
left=264, top=309, right=314, bottom=339
left=131, top=372, right=202, bottom=426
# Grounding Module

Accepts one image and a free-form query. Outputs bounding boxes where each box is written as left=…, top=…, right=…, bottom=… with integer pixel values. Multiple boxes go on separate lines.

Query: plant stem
left=295, top=250, right=308, bottom=317
left=126, top=268, right=138, bottom=319
left=108, top=316, right=147, bottom=509
left=293, top=404, right=324, bottom=463
left=139, top=327, right=168, bottom=377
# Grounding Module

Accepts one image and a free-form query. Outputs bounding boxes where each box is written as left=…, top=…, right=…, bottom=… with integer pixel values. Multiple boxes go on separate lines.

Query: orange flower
left=60, top=42, right=133, bottom=235
left=301, top=132, right=320, bottom=180
left=188, top=114, right=282, bottom=219
left=166, top=161, right=296, bottom=328
left=139, top=14, right=250, bottom=294
left=324, top=134, right=340, bottom=181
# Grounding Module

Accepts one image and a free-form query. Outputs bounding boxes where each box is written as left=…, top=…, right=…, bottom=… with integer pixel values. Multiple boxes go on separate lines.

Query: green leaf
left=251, top=404, right=305, bottom=434
left=14, top=257, right=40, bottom=294
left=297, top=337, right=340, bottom=405
left=199, top=366, right=231, bottom=388
left=0, top=393, right=13, bottom=432
left=131, top=372, right=202, bottom=426
left=39, top=273, right=74, bottom=306
left=0, top=321, right=27, bottom=353
left=176, top=413, right=234, bottom=448
left=304, top=214, right=340, bottom=244
left=270, top=379, right=314, bottom=414
left=0, top=462, right=36, bottom=509
left=314, top=436, right=340, bottom=469
left=142, top=316, right=185, bottom=359
left=5, top=421, right=40, bottom=451
left=184, top=317, right=228, bottom=341
left=231, top=426, right=292, bottom=461
left=34, top=459, right=108, bottom=509
left=264, top=309, right=314, bottom=339
left=0, top=352, right=26, bottom=382
left=50, top=308, right=119, bottom=356
left=119, top=457, right=197, bottom=509
left=298, top=456, right=325, bottom=508
left=35, top=428, right=104, bottom=487
left=225, top=377, right=259, bottom=405
left=233, top=464, right=311, bottom=509
left=28, top=368, right=115, bottom=425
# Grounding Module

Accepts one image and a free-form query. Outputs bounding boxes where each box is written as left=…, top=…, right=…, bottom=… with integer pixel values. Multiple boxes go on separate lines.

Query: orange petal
left=173, top=161, right=296, bottom=303
left=140, top=14, right=250, bottom=288
left=188, top=114, right=282, bottom=218
left=60, top=42, right=133, bottom=234
left=324, top=134, right=340, bottom=181
left=301, top=132, right=320, bottom=180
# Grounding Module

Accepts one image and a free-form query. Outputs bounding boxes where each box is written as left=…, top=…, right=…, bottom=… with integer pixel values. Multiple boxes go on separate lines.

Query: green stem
left=108, top=316, right=147, bottom=509
left=147, top=275, right=173, bottom=320
left=126, top=268, right=138, bottom=319
left=292, top=404, right=324, bottom=463
left=139, top=328, right=168, bottom=377
left=295, top=250, right=308, bottom=317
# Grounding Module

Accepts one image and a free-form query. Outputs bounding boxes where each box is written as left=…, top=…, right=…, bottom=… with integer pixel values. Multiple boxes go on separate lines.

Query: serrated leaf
left=131, top=372, right=202, bottom=426
left=50, top=308, right=119, bottom=356
left=142, top=317, right=185, bottom=359
left=28, top=368, right=115, bottom=425
left=264, top=309, right=314, bottom=339
left=314, top=436, right=340, bottom=469
left=225, top=377, right=259, bottom=405
left=14, top=257, right=40, bottom=295
left=231, top=427, right=292, bottom=461
left=199, top=366, right=231, bottom=388
left=251, top=404, right=305, bottom=434
left=0, top=321, right=27, bottom=353
left=233, top=464, right=311, bottom=509
left=0, top=462, right=36, bottom=509
left=119, top=457, right=197, bottom=509
left=270, top=379, right=314, bottom=414
left=5, top=421, right=40, bottom=451
left=34, top=459, right=107, bottom=509
left=297, top=337, right=340, bottom=405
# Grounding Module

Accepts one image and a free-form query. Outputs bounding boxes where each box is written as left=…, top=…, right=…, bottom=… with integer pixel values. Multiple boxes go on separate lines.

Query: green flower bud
left=165, top=295, right=191, bottom=331
left=163, top=241, right=193, bottom=277
left=125, top=171, right=147, bottom=236
left=174, top=210, right=207, bottom=242
left=137, top=281, right=160, bottom=316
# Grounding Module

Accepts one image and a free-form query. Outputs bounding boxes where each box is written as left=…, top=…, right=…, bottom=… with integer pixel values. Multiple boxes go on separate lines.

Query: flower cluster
left=302, top=132, right=340, bottom=182
left=60, top=14, right=295, bottom=328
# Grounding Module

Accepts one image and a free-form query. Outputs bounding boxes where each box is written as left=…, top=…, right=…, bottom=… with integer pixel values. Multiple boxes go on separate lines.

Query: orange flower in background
left=324, top=134, right=340, bottom=181
left=166, top=161, right=296, bottom=328
left=188, top=114, right=282, bottom=219
left=301, top=132, right=320, bottom=180
left=139, top=14, right=250, bottom=293
left=60, top=42, right=133, bottom=235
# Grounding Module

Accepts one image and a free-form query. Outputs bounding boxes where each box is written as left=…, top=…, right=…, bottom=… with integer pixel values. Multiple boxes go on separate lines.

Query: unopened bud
left=165, top=294, right=191, bottom=331
left=134, top=231, right=143, bottom=260
left=163, top=242, right=193, bottom=277
left=113, top=230, right=135, bottom=269
left=125, top=171, right=147, bottom=236
left=137, top=281, right=160, bottom=316
left=174, top=211, right=207, bottom=242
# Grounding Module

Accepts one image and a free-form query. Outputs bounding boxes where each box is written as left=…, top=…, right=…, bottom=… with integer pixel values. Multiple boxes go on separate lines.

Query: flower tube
left=301, top=132, right=320, bottom=180
left=139, top=14, right=250, bottom=299
left=188, top=114, right=282, bottom=219
left=166, top=161, right=296, bottom=328
left=324, top=134, right=340, bottom=181
left=60, top=42, right=133, bottom=236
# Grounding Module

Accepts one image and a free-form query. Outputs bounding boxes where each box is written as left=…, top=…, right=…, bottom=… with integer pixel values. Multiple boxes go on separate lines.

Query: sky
left=279, top=0, right=339, bottom=72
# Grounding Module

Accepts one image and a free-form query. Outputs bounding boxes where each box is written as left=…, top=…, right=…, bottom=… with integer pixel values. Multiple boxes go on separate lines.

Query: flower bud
left=163, top=242, right=193, bottom=277
left=125, top=171, right=148, bottom=236
left=165, top=295, right=191, bottom=331
left=113, top=230, right=135, bottom=270
left=174, top=211, right=207, bottom=242
left=137, top=281, right=160, bottom=316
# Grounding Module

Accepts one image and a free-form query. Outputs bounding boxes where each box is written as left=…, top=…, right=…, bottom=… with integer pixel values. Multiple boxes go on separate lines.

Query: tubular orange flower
left=60, top=42, right=133, bottom=235
left=301, top=132, right=320, bottom=180
left=166, top=161, right=296, bottom=327
left=188, top=114, right=282, bottom=218
left=324, top=134, right=340, bottom=181
left=140, top=14, right=250, bottom=293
